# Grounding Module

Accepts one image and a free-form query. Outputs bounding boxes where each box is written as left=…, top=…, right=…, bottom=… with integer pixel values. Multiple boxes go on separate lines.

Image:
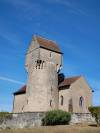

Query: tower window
left=61, top=95, right=64, bottom=106
left=79, top=96, right=84, bottom=107
left=35, top=60, right=45, bottom=69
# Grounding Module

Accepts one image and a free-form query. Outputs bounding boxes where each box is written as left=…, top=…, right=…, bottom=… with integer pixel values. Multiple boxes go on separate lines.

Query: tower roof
left=34, top=36, right=62, bottom=54
left=59, top=76, right=81, bottom=88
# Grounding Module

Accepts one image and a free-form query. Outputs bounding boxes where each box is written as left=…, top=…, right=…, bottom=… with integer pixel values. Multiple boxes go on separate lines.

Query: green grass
left=0, top=125, right=100, bottom=133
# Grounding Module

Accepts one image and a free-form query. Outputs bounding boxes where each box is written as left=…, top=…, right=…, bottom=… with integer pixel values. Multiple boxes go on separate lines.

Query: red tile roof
left=59, top=76, right=81, bottom=88
left=34, top=36, right=62, bottom=54
left=14, top=85, right=26, bottom=95
left=14, top=76, right=81, bottom=95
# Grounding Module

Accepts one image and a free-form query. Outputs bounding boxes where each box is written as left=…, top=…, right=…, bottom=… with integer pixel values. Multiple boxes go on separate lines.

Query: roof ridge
left=34, top=35, right=57, bottom=43
left=65, top=75, right=81, bottom=79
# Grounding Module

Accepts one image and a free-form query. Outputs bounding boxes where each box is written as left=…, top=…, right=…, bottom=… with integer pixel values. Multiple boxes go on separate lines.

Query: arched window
left=61, top=95, right=64, bottom=106
left=79, top=96, right=84, bottom=107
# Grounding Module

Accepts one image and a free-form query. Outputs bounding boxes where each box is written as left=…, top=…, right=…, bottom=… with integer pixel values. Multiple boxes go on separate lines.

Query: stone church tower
left=13, top=35, right=92, bottom=113
left=23, top=36, right=63, bottom=112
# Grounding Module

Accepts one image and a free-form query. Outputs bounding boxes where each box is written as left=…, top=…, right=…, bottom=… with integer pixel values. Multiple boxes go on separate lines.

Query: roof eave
left=40, top=46, right=63, bottom=54
left=13, top=92, right=26, bottom=95
left=59, top=85, right=70, bottom=90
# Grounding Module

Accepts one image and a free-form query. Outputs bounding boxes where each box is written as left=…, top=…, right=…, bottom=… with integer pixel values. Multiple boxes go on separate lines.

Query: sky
left=0, top=0, right=100, bottom=112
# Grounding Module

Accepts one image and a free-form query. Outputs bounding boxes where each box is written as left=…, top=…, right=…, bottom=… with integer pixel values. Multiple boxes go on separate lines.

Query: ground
left=0, top=125, right=100, bottom=133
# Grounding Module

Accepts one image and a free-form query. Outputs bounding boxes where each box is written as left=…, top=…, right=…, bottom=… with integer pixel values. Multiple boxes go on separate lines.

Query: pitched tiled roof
left=14, top=76, right=81, bottom=95
left=14, top=85, right=26, bottom=95
left=34, top=36, right=62, bottom=54
left=59, top=76, right=81, bottom=88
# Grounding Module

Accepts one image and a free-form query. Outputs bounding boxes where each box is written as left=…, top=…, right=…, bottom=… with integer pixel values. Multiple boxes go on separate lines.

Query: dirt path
left=0, top=125, right=100, bottom=133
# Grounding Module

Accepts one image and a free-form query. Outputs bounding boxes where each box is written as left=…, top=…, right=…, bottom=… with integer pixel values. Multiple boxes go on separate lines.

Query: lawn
left=0, top=125, right=100, bottom=133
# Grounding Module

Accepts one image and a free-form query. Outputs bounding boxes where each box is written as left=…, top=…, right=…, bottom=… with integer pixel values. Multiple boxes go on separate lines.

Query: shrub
left=0, top=112, right=12, bottom=124
left=42, top=110, right=71, bottom=126
left=88, top=106, right=100, bottom=126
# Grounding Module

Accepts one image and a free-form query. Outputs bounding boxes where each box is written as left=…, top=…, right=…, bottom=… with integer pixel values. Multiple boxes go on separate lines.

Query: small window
left=50, top=100, right=52, bottom=107
left=50, top=52, right=52, bottom=57
left=22, top=105, right=24, bottom=111
left=51, top=87, right=53, bottom=92
left=79, top=96, right=84, bottom=107
left=61, top=95, right=64, bottom=106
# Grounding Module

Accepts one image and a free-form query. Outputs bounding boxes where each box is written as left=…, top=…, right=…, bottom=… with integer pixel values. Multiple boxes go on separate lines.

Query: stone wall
left=71, top=113, right=95, bottom=124
left=22, top=39, right=62, bottom=113
left=13, top=94, right=27, bottom=113
left=0, top=112, right=95, bottom=129
left=59, top=77, right=92, bottom=113
left=0, top=112, right=44, bottom=129
left=70, top=77, right=92, bottom=113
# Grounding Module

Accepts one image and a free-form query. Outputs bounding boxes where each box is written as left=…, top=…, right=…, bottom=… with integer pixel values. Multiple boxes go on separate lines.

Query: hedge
left=88, top=106, right=100, bottom=126
left=42, top=110, right=71, bottom=126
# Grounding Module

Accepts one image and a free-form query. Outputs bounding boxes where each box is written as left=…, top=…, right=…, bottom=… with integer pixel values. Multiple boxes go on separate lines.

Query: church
left=13, top=35, right=92, bottom=113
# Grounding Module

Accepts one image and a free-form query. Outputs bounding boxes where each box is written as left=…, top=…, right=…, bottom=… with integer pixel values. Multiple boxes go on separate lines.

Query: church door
left=68, top=99, right=73, bottom=112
